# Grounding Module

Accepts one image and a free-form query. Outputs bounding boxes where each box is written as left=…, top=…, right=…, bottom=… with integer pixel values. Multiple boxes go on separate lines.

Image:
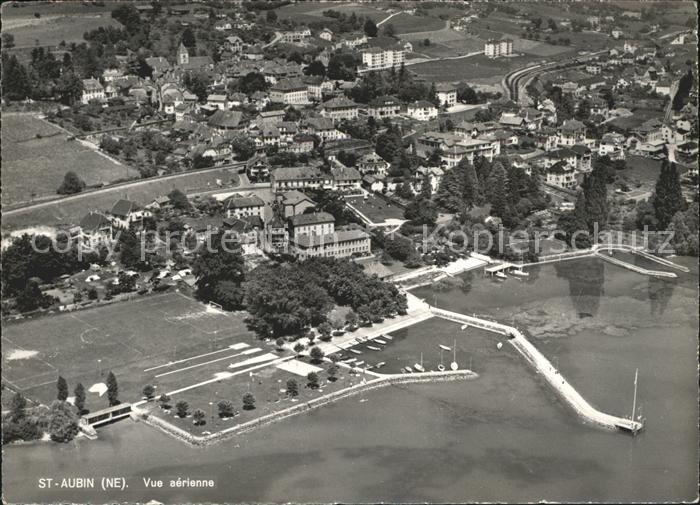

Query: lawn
left=1, top=114, right=139, bottom=207
left=1, top=292, right=259, bottom=412
left=345, top=194, right=406, bottom=225
left=145, top=358, right=364, bottom=436
left=1, top=168, right=244, bottom=232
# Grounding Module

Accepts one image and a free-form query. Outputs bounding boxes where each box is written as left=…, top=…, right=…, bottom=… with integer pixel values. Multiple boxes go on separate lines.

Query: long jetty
left=430, top=306, right=644, bottom=434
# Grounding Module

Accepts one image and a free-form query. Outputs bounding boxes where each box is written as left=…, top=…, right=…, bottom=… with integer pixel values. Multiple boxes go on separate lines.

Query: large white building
left=359, top=37, right=405, bottom=73
left=269, top=79, right=309, bottom=105
left=81, top=78, right=105, bottom=104
left=484, top=38, right=513, bottom=58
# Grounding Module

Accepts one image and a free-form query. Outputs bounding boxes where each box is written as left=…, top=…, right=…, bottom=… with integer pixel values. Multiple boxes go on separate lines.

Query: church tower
left=177, top=42, right=189, bottom=66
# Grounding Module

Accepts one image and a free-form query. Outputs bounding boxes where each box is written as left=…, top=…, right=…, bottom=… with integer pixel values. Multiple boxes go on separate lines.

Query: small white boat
left=343, top=358, right=357, bottom=363
left=497, top=342, right=503, bottom=350
left=495, top=271, right=507, bottom=279
left=460, top=324, right=468, bottom=330
left=367, top=345, right=381, bottom=351
left=355, top=361, right=365, bottom=367
left=450, top=339, right=458, bottom=370
left=376, top=361, right=386, bottom=369
left=414, top=353, right=425, bottom=372
left=439, top=344, right=451, bottom=351
left=437, top=364, right=445, bottom=372
left=437, top=348, right=446, bottom=372
left=384, top=335, right=393, bottom=340
left=511, top=269, right=529, bottom=277
left=375, top=339, right=387, bottom=345
left=350, top=349, right=362, bottom=355
left=404, top=366, right=413, bottom=373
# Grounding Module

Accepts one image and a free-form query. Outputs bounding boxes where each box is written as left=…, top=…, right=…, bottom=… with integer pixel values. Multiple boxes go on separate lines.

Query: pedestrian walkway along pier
left=430, top=305, right=644, bottom=434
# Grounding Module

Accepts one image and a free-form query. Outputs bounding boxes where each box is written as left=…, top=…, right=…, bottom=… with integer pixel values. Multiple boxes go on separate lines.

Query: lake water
left=3, top=256, right=698, bottom=503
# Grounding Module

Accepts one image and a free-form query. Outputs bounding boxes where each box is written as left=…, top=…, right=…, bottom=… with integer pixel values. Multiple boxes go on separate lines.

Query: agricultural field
left=275, top=2, right=388, bottom=24
left=1, top=114, right=138, bottom=208
left=409, top=53, right=540, bottom=84
left=388, top=12, right=446, bottom=34
left=1, top=168, right=244, bottom=232
left=1, top=2, right=122, bottom=48
left=1, top=292, right=258, bottom=412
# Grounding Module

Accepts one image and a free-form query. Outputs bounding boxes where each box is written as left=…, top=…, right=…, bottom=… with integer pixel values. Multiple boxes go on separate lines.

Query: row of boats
left=494, top=268, right=530, bottom=280
left=346, top=334, right=393, bottom=356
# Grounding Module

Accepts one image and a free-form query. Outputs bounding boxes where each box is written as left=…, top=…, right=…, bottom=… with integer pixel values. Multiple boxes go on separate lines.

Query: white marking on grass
left=6, top=349, right=39, bottom=360
left=154, top=348, right=263, bottom=378
left=143, top=343, right=250, bottom=372
left=227, top=353, right=277, bottom=369
left=166, top=357, right=293, bottom=396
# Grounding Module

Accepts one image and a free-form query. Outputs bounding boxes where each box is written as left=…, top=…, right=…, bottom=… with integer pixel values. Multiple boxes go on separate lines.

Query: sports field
left=275, top=2, right=387, bottom=24
left=1, top=292, right=258, bottom=411
left=409, top=53, right=540, bottom=83
left=1, top=114, right=138, bottom=207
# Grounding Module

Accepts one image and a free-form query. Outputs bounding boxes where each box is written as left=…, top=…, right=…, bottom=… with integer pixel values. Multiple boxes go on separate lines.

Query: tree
left=57, top=171, right=86, bottom=195
left=230, top=135, right=256, bottom=161
left=175, top=400, right=189, bottom=417
left=193, top=408, right=206, bottom=426
left=106, top=371, right=119, bottom=406
left=182, top=27, right=196, bottom=48
left=55, top=71, right=83, bottom=105
left=307, top=371, right=320, bottom=389
left=142, top=384, right=155, bottom=400
left=57, top=376, right=69, bottom=401
left=294, top=342, right=305, bottom=355
left=317, top=322, right=332, bottom=342
left=168, top=189, right=190, bottom=210
left=1, top=53, right=31, bottom=101
left=310, top=345, right=325, bottom=363
left=158, top=394, right=172, bottom=410
left=364, top=19, right=378, bottom=37
left=239, top=71, right=268, bottom=94
left=74, top=383, right=86, bottom=414
left=48, top=400, right=79, bottom=443
left=286, top=378, right=299, bottom=397
left=404, top=197, right=438, bottom=225
left=345, top=310, right=358, bottom=328
left=218, top=400, right=235, bottom=418
left=266, top=9, right=277, bottom=23
left=2, top=33, right=15, bottom=49
left=653, top=160, right=685, bottom=229
left=111, top=4, right=141, bottom=32
left=304, top=60, right=326, bottom=77
left=327, top=364, right=338, bottom=381
left=15, top=278, right=56, bottom=313
left=10, top=392, right=27, bottom=422
left=435, top=158, right=481, bottom=213
left=242, top=392, right=256, bottom=410
left=275, top=337, right=285, bottom=350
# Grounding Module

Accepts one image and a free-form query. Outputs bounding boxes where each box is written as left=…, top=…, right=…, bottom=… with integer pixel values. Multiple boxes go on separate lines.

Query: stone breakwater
left=136, top=370, right=479, bottom=446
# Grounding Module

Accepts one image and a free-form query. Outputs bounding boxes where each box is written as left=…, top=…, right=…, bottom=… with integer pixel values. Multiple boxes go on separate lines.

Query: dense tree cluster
left=436, top=156, right=545, bottom=227
left=192, top=233, right=246, bottom=310
left=653, top=160, right=686, bottom=230
left=558, top=160, right=609, bottom=247
left=348, top=66, right=435, bottom=105
left=243, top=258, right=406, bottom=338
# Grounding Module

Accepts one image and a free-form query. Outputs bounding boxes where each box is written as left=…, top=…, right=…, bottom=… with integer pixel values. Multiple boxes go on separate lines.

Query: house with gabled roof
left=79, top=211, right=114, bottom=248
left=224, top=194, right=266, bottom=219
left=109, top=199, right=151, bottom=230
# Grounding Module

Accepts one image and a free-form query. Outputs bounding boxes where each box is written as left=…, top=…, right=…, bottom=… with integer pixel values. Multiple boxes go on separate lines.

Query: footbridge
left=430, top=307, right=644, bottom=435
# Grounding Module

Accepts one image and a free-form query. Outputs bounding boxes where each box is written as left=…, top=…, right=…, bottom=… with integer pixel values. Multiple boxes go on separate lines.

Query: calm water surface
left=3, top=257, right=698, bottom=503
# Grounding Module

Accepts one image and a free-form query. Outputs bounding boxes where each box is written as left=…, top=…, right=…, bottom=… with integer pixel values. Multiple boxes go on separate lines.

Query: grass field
left=1, top=114, right=138, bottom=207
left=1, top=292, right=259, bottom=411
left=388, top=13, right=445, bottom=34
left=1, top=168, right=243, bottom=232
left=409, top=53, right=540, bottom=83
left=275, top=2, right=387, bottom=24
left=1, top=1, right=122, bottom=49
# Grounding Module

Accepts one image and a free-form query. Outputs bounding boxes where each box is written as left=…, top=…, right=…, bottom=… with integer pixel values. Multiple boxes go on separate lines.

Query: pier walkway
left=594, top=251, right=677, bottom=278
left=429, top=304, right=643, bottom=434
